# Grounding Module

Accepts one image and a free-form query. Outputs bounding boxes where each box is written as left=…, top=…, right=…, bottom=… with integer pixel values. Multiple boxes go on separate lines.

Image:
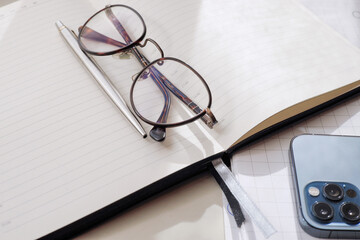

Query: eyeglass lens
left=79, top=5, right=145, bottom=54
left=132, top=59, right=210, bottom=126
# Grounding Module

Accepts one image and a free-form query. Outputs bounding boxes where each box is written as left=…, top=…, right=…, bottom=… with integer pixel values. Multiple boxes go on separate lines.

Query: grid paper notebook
left=224, top=94, right=360, bottom=240
left=224, top=2, right=360, bottom=239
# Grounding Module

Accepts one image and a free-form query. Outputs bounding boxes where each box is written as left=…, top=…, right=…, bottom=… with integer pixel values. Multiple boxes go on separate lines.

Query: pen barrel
left=56, top=21, right=147, bottom=138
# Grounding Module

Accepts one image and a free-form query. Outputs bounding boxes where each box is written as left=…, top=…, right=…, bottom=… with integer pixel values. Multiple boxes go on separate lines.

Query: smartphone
left=290, top=134, right=360, bottom=239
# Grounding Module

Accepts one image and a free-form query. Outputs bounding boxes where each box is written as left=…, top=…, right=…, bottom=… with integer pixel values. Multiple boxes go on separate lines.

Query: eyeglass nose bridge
left=138, top=38, right=164, bottom=59
left=112, top=38, right=164, bottom=63
left=130, top=38, right=164, bottom=81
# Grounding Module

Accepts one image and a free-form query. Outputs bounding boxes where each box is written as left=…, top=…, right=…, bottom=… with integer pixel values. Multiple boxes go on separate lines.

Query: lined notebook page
left=0, top=1, right=222, bottom=239
left=112, top=0, right=360, bottom=148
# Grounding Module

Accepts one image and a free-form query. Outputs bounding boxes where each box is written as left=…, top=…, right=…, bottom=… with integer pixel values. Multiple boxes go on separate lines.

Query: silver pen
left=55, top=20, right=147, bottom=138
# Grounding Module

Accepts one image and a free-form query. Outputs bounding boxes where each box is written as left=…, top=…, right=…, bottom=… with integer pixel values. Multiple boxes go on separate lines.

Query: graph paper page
left=224, top=94, right=360, bottom=240
left=224, top=2, right=360, bottom=239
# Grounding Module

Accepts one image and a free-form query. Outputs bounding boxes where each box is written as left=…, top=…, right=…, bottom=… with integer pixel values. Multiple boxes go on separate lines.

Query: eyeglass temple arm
left=78, top=26, right=127, bottom=48
left=105, top=7, right=217, bottom=128
left=105, top=6, right=132, bottom=44
left=148, top=69, right=171, bottom=123
left=149, top=66, right=217, bottom=128
left=79, top=26, right=170, bottom=126
left=104, top=7, right=170, bottom=125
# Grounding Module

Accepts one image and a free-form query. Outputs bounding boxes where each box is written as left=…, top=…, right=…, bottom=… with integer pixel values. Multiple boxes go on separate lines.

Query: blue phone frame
left=290, top=134, right=360, bottom=239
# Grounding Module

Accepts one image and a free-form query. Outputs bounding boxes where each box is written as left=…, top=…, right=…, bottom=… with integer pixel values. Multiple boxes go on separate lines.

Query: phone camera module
left=340, top=202, right=360, bottom=223
left=312, top=202, right=334, bottom=221
left=323, top=183, right=344, bottom=201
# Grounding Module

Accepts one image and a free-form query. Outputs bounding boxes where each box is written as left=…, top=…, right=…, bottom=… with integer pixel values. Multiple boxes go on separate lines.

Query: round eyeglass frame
left=78, top=4, right=215, bottom=129
left=78, top=4, right=147, bottom=56
left=130, top=57, right=213, bottom=128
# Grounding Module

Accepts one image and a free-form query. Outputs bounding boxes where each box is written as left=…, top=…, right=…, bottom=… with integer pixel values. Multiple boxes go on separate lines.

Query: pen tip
left=55, top=20, right=64, bottom=29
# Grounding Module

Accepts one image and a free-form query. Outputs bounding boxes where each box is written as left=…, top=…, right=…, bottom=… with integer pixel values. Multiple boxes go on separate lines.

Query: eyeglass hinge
left=201, top=108, right=218, bottom=129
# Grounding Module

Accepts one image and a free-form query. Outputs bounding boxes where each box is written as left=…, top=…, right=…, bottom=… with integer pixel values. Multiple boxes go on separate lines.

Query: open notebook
left=1, top=0, right=360, bottom=239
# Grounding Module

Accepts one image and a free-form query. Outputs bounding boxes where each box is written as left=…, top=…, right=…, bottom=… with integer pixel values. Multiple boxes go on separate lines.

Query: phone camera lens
left=312, top=202, right=334, bottom=221
left=340, top=202, right=360, bottom=222
left=323, top=183, right=344, bottom=201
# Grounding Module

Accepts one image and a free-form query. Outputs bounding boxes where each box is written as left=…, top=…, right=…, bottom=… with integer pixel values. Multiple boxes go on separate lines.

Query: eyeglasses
left=78, top=4, right=217, bottom=141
